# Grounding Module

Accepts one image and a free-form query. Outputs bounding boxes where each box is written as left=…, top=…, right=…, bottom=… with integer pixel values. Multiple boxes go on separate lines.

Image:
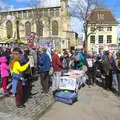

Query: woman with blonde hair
left=10, top=50, right=29, bottom=108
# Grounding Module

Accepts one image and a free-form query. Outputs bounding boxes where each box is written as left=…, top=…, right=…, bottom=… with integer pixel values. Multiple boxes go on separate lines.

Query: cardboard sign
left=59, top=77, right=76, bottom=90
left=86, top=58, right=93, bottom=67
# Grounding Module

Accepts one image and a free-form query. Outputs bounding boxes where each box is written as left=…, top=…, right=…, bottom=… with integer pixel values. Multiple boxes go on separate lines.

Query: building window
left=50, top=9, right=54, bottom=17
left=56, top=9, right=60, bottom=17
left=39, top=10, right=43, bottom=16
left=99, top=35, right=103, bottom=43
left=90, top=36, right=95, bottom=43
left=99, top=27, right=104, bottom=31
left=98, top=14, right=104, bottom=20
left=36, top=21, right=43, bottom=36
left=12, top=12, right=17, bottom=17
left=107, top=35, right=112, bottom=43
left=90, top=27, right=95, bottom=32
left=52, top=20, right=58, bottom=35
left=18, top=12, right=22, bottom=18
left=44, top=9, right=48, bottom=17
left=28, top=11, right=32, bottom=18
left=6, top=20, right=13, bottom=39
left=25, top=21, right=31, bottom=37
left=107, top=26, right=112, bottom=31
left=23, top=11, right=27, bottom=18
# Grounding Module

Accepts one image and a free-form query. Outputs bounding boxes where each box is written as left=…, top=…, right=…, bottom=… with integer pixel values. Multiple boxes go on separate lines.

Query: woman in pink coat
left=0, top=57, right=10, bottom=96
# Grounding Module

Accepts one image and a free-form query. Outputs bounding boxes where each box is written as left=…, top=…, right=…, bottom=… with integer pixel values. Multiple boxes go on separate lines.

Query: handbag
left=49, top=67, right=53, bottom=75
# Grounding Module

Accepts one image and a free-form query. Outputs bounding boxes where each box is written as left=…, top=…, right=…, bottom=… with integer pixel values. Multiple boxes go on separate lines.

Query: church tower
left=60, top=0, right=72, bottom=49
left=60, top=0, right=70, bottom=37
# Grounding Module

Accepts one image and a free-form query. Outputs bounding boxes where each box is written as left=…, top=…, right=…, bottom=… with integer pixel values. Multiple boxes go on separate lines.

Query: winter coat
left=102, top=56, right=115, bottom=75
left=52, top=53, right=62, bottom=72
left=38, top=52, right=51, bottom=72
left=0, top=57, right=9, bottom=78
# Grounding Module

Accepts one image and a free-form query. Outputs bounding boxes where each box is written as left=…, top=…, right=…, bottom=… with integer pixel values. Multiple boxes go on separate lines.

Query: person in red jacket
left=52, top=49, right=62, bottom=95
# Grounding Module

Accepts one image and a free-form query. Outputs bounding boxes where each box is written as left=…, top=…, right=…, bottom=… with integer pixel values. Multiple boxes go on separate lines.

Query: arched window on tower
left=6, top=20, right=13, bottom=39
left=52, top=20, right=58, bottom=35
left=36, top=21, right=43, bottom=36
left=25, top=21, right=31, bottom=38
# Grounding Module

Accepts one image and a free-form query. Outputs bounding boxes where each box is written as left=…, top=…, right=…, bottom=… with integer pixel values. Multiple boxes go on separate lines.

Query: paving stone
left=0, top=75, right=54, bottom=120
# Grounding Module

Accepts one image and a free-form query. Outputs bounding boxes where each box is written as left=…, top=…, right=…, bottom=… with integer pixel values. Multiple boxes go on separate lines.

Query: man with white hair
left=52, top=49, right=62, bottom=96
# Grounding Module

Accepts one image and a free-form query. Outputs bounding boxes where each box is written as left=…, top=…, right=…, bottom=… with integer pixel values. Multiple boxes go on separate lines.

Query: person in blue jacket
left=38, top=47, right=51, bottom=94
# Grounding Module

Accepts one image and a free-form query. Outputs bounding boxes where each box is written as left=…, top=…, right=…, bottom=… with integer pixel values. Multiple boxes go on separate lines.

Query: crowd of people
left=0, top=44, right=120, bottom=108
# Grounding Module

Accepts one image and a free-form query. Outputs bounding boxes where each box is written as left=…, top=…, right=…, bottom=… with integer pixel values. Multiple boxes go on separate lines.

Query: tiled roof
left=88, top=8, right=118, bottom=24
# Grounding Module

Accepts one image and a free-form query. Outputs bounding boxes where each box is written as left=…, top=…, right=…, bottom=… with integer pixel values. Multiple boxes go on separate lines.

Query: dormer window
left=98, top=14, right=104, bottom=20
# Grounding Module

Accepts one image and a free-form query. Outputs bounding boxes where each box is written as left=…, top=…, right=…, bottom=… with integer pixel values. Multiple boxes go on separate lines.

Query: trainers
left=3, top=91, right=9, bottom=96
left=88, top=85, right=92, bottom=88
left=17, top=104, right=26, bottom=108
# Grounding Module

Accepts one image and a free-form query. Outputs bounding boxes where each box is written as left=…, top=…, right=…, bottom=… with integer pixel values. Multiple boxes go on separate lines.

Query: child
left=0, top=57, right=10, bottom=96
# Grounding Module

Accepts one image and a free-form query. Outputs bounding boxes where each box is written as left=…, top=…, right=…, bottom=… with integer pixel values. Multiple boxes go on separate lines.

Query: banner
left=28, top=32, right=36, bottom=48
left=40, top=41, right=54, bottom=48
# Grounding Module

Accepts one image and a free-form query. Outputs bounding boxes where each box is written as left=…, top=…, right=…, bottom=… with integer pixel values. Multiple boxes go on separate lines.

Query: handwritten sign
left=59, top=77, right=76, bottom=90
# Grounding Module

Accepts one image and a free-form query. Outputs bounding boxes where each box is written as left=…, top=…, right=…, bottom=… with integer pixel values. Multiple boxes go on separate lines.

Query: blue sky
left=2, top=0, right=120, bottom=36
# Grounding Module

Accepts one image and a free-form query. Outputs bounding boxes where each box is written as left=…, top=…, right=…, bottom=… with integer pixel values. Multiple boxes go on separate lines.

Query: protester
left=74, top=49, right=85, bottom=70
left=86, top=51, right=98, bottom=87
left=38, top=47, right=51, bottom=94
left=60, top=51, right=69, bottom=74
left=10, top=50, right=29, bottom=108
left=52, top=49, right=62, bottom=96
left=102, top=51, right=115, bottom=90
left=28, top=51, right=35, bottom=76
left=0, top=56, right=10, bottom=96
left=115, top=52, right=120, bottom=96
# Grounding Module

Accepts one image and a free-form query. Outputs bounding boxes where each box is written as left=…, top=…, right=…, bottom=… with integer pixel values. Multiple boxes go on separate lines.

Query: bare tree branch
left=68, top=0, right=102, bottom=50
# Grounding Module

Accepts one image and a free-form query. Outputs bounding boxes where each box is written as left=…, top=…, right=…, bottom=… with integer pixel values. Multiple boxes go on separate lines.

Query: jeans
left=52, top=72, right=61, bottom=92
left=117, top=73, right=120, bottom=95
left=112, top=72, right=118, bottom=85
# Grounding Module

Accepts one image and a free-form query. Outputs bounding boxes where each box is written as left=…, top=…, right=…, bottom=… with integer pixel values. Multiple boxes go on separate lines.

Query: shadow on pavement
left=23, top=74, right=39, bottom=104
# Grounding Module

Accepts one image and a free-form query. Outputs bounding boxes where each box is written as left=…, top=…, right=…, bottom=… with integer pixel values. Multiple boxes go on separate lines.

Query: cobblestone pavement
left=0, top=75, right=54, bottom=120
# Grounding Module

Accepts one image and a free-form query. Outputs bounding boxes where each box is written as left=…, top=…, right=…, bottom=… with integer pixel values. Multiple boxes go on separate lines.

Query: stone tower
left=60, top=0, right=76, bottom=49
left=60, top=0, right=70, bottom=37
